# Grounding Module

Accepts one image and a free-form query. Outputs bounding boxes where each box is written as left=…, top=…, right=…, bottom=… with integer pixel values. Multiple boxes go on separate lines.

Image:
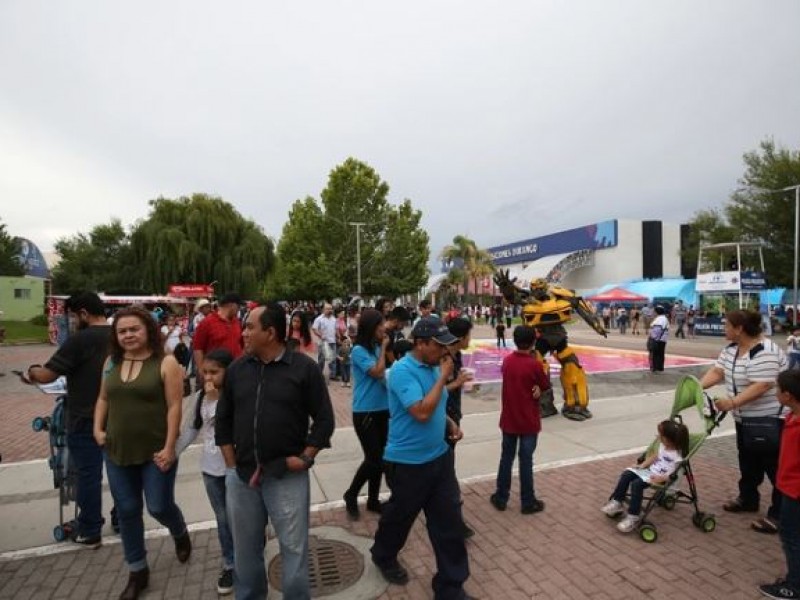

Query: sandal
left=751, top=517, right=779, bottom=534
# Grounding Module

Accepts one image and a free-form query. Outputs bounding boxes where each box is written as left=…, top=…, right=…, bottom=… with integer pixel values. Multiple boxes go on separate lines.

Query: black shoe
left=174, top=531, right=192, bottom=563
left=489, top=494, right=507, bottom=512
left=119, top=567, right=149, bottom=600
left=760, top=580, right=800, bottom=599
left=521, top=499, right=545, bottom=514
left=344, top=492, right=360, bottom=520
left=723, top=498, right=759, bottom=513
left=373, top=560, right=409, bottom=585
left=366, top=499, right=383, bottom=514
left=217, top=568, right=234, bottom=595
left=72, top=533, right=102, bottom=549
left=461, top=522, right=475, bottom=539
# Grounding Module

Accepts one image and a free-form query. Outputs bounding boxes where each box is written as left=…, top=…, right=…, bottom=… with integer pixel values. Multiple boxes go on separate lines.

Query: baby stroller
left=32, top=393, right=78, bottom=542
left=612, top=375, right=726, bottom=543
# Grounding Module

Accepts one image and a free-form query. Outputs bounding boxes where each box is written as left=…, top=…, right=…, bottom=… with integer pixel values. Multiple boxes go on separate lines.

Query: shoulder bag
left=732, top=343, right=784, bottom=452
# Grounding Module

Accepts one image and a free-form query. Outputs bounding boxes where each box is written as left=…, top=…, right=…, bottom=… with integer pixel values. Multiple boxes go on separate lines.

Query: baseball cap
left=194, top=298, right=211, bottom=312
left=219, top=292, right=243, bottom=306
left=411, top=316, right=458, bottom=345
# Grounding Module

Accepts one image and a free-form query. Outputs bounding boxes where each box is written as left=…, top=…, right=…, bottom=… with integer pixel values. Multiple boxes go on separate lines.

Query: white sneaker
left=601, top=499, right=624, bottom=517
left=617, top=513, right=641, bottom=533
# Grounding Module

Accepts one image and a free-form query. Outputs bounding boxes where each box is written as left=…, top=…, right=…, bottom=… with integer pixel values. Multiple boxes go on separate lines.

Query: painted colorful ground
left=461, top=339, right=712, bottom=382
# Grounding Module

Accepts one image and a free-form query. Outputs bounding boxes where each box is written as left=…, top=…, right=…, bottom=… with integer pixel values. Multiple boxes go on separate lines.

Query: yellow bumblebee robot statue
left=494, top=269, right=608, bottom=422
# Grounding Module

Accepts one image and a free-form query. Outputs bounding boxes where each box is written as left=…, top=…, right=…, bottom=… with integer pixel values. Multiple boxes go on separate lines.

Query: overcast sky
left=2, top=1, right=799, bottom=267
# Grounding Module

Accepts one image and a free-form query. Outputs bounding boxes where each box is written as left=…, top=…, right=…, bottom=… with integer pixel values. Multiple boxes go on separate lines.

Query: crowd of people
left=17, top=290, right=800, bottom=600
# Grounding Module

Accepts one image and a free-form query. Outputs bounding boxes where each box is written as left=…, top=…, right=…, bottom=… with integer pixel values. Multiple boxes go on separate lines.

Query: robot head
left=530, top=278, right=548, bottom=292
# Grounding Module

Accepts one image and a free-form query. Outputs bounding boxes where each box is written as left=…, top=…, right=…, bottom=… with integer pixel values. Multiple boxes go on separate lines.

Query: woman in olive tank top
left=94, top=306, right=190, bottom=600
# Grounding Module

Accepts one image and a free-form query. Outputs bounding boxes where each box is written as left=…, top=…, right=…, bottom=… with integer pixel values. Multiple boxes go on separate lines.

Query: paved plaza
left=0, top=326, right=787, bottom=598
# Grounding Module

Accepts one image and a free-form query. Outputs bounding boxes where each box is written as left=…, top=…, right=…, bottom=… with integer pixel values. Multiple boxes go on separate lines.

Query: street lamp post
left=746, top=184, right=800, bottom=326
left=349, top=222, right=365, bottom=295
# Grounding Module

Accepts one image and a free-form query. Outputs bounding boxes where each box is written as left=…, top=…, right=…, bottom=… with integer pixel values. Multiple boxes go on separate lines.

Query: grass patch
left=1, top=321, right=50, bottom=343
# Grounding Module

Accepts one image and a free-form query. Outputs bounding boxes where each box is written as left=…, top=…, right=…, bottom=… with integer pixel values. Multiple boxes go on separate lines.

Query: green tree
left=440, top=235, right=496, bottom=303
left=130, top=194, right=275, bottom=297
left=273, top=158, right=430, bottom=299
left=0, top=219, right=24, bottom=276
left=51, top=219, right=135, bottom=294
left=680, top=209, right=736, bottom=277
left=267, top=198, right=340, bottom=300
left=684, top=139, right=800, bottom=285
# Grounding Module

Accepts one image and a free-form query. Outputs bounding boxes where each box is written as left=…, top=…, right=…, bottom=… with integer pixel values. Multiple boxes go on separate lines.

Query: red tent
left=586, top=287, right=649, bottom=303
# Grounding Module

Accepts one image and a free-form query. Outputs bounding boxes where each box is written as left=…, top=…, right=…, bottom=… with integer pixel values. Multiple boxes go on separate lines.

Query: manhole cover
left=268, top=535, right=364, bottom=596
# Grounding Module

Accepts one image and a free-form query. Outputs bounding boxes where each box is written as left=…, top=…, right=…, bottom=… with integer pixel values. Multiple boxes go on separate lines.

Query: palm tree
left=440, top=235, right=496, bottom=304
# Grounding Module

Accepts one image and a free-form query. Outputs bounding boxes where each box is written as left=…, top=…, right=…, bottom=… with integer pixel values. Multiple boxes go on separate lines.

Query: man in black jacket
left=216, top=302, right=334, bottom=600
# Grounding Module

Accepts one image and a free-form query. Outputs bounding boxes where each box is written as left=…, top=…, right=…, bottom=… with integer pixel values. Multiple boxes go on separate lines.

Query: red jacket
left=499, top=351, right=550, bottom=434
left=779, top=413, right=800, bottom=500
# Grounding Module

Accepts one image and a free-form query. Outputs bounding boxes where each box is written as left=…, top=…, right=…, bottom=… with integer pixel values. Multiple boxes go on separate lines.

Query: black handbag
left=740, top=414, right=783, bottom=451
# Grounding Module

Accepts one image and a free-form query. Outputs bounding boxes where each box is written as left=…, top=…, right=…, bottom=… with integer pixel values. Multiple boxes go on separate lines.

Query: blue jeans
left=67, top=418, right=104, bottom=537
left=104, top=455, right=187, bottom=572
left=780, top=493, right=800, bottom=590
left=340, top=362, right=351, bottom=384
left=226, top=467, right=310, bottom=600
left=611, top=469, right=650, bottom=515
left=495, top=433, right=538, bottom=507
left=789, top=353, right=800, bottom=371
left=203, top=473, right=235, bottom=570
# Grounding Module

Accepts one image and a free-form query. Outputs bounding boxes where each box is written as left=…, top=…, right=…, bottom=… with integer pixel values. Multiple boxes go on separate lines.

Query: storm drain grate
left=268, top=535, right=364, bottom=596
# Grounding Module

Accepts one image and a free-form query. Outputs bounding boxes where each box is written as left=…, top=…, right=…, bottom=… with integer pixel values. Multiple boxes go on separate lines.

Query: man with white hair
left=312, top=303, right=338, bottom=380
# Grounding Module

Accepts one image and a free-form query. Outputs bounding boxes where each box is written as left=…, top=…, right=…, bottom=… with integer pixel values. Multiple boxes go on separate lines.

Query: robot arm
left=493, top=269, right=530, bottom=305
left=573, top=297, right=608, bottom=338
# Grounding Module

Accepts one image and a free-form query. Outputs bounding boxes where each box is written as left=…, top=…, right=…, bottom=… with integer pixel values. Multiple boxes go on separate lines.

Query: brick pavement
left=0, top=436, right=785, bottom=599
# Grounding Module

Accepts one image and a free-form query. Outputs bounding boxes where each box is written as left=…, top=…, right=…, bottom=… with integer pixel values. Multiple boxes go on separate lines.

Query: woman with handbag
left=700, top=309, right=787, bottom=534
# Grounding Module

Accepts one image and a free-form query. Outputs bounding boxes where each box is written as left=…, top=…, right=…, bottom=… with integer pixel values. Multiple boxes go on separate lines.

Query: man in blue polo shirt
left=371, top=316, right=471, bottom=600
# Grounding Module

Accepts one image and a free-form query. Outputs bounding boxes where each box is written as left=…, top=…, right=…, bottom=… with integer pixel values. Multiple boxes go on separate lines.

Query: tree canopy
left=684, top=139, right=800, bottom=286
left=0, top=219, right=24, bottom=277
left=268, top=158, right=430, bottom=300
left=52, top=194, right=275, bottom=298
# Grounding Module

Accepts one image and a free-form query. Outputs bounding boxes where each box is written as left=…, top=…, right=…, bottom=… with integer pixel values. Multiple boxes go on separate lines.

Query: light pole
left=349, top=222, right=365, bottom=295
left=745, top=184, right=800, bottom=326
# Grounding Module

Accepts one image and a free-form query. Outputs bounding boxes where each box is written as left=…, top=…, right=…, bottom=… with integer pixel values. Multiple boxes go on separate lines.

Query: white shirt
left=312, top=314, right=337, bottom=343
left=175, top=393, right=226, bottom=477
left=161, top=324, right=182, bottom=353
left=715, top=339, right=787, bottom=419
left=649, top=443, right=681, bottom=478
left=650, top=315, right=670, bottom=341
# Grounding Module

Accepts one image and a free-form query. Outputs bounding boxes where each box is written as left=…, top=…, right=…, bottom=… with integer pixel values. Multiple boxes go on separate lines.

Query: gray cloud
left=1, top=0, right=798, bottom=270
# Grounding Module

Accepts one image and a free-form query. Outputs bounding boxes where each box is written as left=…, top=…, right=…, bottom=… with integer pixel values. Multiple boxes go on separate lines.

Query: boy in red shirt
left=760, top=370, right=800, bottom=599
left=490, top=326, right=551, bottom=514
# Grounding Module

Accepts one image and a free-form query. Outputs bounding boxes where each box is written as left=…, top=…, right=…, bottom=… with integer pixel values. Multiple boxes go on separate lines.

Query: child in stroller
left=601, top=420, right=689, bottom=532
left=600, top=375, right=726, bottom=542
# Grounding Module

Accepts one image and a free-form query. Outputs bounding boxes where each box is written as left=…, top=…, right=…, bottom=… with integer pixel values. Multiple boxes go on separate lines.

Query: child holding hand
left=601, top=419, right=689, bottom=533
left=175, top=349, right=235, bottom=595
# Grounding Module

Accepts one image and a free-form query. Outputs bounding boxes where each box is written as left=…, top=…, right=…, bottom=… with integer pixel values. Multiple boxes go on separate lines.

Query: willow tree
left=130, top=194, right=275, bottom=297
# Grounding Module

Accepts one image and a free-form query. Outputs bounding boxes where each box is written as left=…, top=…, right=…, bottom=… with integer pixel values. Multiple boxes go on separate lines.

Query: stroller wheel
left=639, top=522, right=658, bottom=543
left=661, top=495, right=676, bottom=511
left=701, top=515, right=716, bottom=533
left=32, top=417, right=45, bottom=432
left=53, top=525, right=67, bottom=542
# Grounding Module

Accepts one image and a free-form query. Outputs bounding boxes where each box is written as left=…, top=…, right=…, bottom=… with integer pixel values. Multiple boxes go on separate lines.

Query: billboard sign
left=168, top=284, right=214, bottom=297
left=696, top=270, right=766, bottom=292
left=15, top=237, right=50, bottom=278
left=487, top=220, right=618, bottom=266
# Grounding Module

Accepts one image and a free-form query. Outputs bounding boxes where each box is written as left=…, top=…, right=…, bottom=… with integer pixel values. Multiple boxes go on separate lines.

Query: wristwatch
left=298, top=453, right=315, bottom=468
